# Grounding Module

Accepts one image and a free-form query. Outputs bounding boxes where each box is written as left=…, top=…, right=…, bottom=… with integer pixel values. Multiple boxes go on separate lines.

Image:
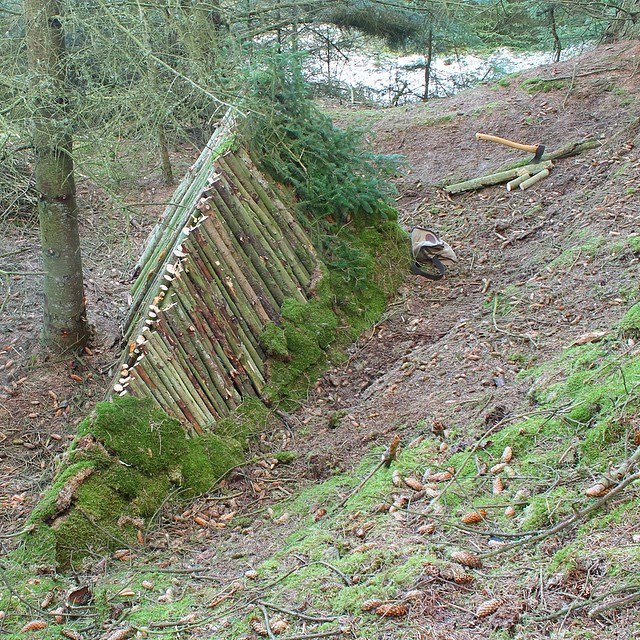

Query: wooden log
left=178, top=264, right=265, bottom=396
left=234, top=148, right=318, bottom=274
left=144, top=332, right=209, bottom=432
left=187, top=232, right=266, bottom=357
left=132, top=343, right=196, bottom=426
left=169, top=277, right=245, bottom=405
left=444, top=161, right=552, bottom=194
left=195, top=214, right=279, bottom=322
left=209, top=181, right=292, bottom=306
left=506, top=174, right=531, bottom=191
left=163, top=289, right=240, bottom=413
left=154, top=314, right=223, bottom=421
left=131, top=114, right=234, bottom=285
left=216, top=154, right=311, bottom=289
left=520, top=168, right=550, bottom=190
left=184, top=251, right=266, bottom=376
left=212, top=173, right=306, bottom=302
left=159, top=305, right=232, bottom=417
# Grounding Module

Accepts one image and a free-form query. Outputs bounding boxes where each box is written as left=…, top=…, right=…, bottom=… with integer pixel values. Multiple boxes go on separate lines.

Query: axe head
left=532, top=144, right=546, bottom=162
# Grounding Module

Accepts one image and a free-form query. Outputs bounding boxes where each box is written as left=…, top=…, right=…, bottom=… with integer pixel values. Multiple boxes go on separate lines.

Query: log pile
left=111, top=121, right=319, bottom=433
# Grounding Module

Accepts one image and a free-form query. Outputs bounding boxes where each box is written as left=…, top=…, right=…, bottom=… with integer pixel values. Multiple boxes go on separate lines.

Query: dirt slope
left=1, top=41, right=640, bottom=639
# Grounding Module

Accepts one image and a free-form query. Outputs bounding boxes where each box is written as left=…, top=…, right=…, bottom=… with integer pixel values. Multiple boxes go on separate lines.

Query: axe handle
left=476, top=133, right=539, bottom=154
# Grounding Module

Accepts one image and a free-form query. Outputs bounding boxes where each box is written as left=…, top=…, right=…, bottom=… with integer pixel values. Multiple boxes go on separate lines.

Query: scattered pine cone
left=504, top=505, right=516, bottom=518
left=404, top=477, right=424, bottom=492
left=450, top=550, right=483, bottom=568
left=493, top=476, right=505, bottom=495
left=392, top=470, right=404, bottom=487
left=352, top=542, right=376, bottom=554
left=585, top=482, right=609, bottom=497
left=314, top=508, right=327, bottom=521
left=461, top=509, right=487, bottom=524
left=270, top=616, right=289, bottom=635
left=361, top=599, right=384, bottom=611
left=429, top=471, right=453, bottom=482
left=61, top=630, right=83, bottom=640
left=375, top=603, right=409, bottom=617
left=441, top=563, right=474, bottom=584
left=40, top=590, right=56, bottom=609
left=476, top=598, right=502, bottom=618
left=104, top=629, right=134, bottom=640
left=250, top=617, right=268, bottom=637
left=417, top=522, right=436, bottom=535
left=501, top=446, right=513, bottom=463
left=490, top=462, right=507, bottom=474
left=21, top=620, right=48, bottom=632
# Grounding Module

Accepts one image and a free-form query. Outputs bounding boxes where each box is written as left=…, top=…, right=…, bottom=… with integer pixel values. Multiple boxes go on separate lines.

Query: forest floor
left=1, top=41, right=640, bottom=639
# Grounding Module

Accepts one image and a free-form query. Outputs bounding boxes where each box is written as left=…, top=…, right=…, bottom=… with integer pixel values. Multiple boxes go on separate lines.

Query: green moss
left=580, top=419, right=625, bottom=466
left=77, top=397, right=190, bottom=475
left=260, top=322, right=289, bottom=359
left=522, top=77, right=565, bottom=93
left=273, top=450, right=297, bottom=463
left=628, top=236, right=640, bottom=255
left=25, top=397, right=245, bottom=568
left=619, top=302, right=640, bottom=339
left=519, top=487, right=575, bottom=531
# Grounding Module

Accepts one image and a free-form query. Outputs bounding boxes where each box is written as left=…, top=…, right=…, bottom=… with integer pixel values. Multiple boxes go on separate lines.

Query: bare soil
left=1, top=40, right=639, bottom=639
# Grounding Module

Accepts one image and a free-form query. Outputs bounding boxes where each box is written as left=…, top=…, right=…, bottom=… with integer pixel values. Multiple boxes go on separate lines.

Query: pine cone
left=585, top=482, right=609, bottom=497
left=429, top=471, right=453, bottom=482
left=361, top=599, right=384, bottom=611
left=501, top=446, right=513, bottom=463
left=504, top=505, right=516, bottom=518
left=392, top=470, right=405, bottom=487
left=270, top=616, right=289, bottom=635
left=250, top=617, right=268, bottom=637
left=490, top=462, right=507, bottom=474
left=21, top=620, right=48, bottom=632
left=404, top=477, right=424, bottom=491
left=104, top=629, right=134, bottom=640
left=493, top=476, right=505, bottom=494
left=61, top=630, right=83, bottom=640
left=442, top=563, right=474, bottom=584
left=461, top=509, right=487, bottom=524
left=417, top=522, right=436, bottom=535
left=375, top=603, right=409, bottom=617
left=476, top=598, right=502, bottom=618
left=451, top=550, right=483, bottom=568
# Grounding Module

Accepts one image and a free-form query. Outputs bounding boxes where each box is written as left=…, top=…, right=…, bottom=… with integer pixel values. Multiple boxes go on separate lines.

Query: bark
left=423, top=28, right=433, bottom=102
left=25, top=0, right=89, bottom=352
left=158, top=128, right=174, bottom=186
left=547, top=6, right=561, bottom=63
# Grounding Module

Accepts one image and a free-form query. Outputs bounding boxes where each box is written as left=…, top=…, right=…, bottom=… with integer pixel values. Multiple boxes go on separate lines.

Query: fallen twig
left=337, top=435, right=400, bottom=508
left=479, top=470, right=640, bottom=560
left=258, top=600, right=337, bottom=623
left=259, top=603, right=276, bottom=640
left=588, top=590, right=640, bottom=617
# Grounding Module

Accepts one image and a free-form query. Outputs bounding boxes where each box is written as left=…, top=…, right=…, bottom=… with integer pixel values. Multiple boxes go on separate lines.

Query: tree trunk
left=24, top=0, right=89, bottom=352
left=423, top=27, right=433, bottom=102
left=547, top=6, right=561, bottom=63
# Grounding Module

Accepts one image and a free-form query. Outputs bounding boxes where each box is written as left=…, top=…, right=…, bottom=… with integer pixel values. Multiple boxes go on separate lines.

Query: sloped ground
left=1, top=41, right=639, bottom=639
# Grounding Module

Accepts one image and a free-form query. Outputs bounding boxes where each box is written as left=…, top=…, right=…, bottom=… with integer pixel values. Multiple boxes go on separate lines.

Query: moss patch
left=262, top=217, right=407, bottom=404
left=619, top=302, right=640, bottom=339
left=23, top=397, right=244, bottom=568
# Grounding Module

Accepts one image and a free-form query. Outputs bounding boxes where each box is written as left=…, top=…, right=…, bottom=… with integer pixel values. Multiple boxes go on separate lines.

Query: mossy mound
left=260, top=216, right=408, bottom=403
left=24, top=397, right=243, bottom=568
left=619, top=302, right=640, bottom=339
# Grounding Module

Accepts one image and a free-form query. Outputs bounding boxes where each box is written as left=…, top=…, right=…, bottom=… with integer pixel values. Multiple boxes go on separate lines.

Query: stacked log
left=112, top=122, right=319, bottom=433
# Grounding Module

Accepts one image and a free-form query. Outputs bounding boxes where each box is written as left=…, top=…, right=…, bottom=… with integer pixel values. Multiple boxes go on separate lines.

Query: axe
left=476, top=132, right=545, bottom=163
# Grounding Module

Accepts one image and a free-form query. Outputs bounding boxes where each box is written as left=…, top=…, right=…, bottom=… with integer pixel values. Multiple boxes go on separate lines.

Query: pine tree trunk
left=24, top=0, right=89, bottom=352
left=423, top=28, right=433, bottom=102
